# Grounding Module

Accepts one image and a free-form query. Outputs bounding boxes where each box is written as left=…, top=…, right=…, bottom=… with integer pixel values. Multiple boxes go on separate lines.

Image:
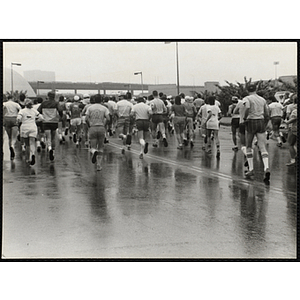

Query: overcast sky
left=3, top=41, right=297, bottom=87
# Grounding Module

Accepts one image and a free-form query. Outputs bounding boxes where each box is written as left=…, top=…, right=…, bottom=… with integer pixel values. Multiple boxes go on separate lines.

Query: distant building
left=147, top=81, right=220, bottom=97
left=24, top=70, right=56, bottom=82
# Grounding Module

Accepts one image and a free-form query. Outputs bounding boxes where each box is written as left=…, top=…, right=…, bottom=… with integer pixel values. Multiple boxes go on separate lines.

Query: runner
left=3, top=95, right=22, bottom=160
left=196, top=98, right=209, bottom=150
left=37, top=91, right=62, bottom=161
left=81, top=94, right=90, bottom=147
left=85, top=94, right=110, bottom=171
left=243, top=84, right=270, bottom=183
left=69, top=95, right=84, bottom=147
left=284, top=94, right=297, bottom=166
left=57, top=95, right=67, bottom=144
left=130, top=96, right=153, bottom=158
left=205, top=96, right=222, bottom=158
left=17, top=99, right=44, bottom=165
left=33, top=97, right=43, bottom=152
left=233, top=94, right=249, bottom=172
left=268, top=95, right=285, bottom=147
left=116, top=92, right=134, bottom=154
left=149, top=90, right=168, bottom=148
left=170, top=95, right=186, bottom=150
left=183, top=96, right=197, bottom=147
left=227, top=96, right=241, bottom=151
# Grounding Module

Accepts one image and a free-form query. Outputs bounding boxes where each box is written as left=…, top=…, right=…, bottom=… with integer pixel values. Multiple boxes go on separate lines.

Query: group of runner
left=3, top=86, right=297, bottom=181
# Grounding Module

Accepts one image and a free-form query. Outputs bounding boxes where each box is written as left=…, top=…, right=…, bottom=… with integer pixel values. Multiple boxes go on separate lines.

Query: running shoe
left=73, top=133, right=77, bottom=143
left=49, top=149, right=55, bottom=161
left=286, top=161, right=296, bottom=167
left=216, top=151, right=220, bottom=158
left=30, top=154, right=35, bottom=166
left=104, top=137, right=109, bottom=144
left=144, top=142, right=149, bottom=154
left=245, top=169, right=254, bottom=178
left=190, top=140, right=194, bottom=148
left=163, top=137, right=168, bottom=147
left=125, top=134, right=131, bottom=145
left=266, top=132, right=270, bottom=140
left=127, top=145, right=131, bottom=150
left=92, top=151, right=98, bottom=163
left=139, top=153, right=143, bottom=159
left=121, top=148, right=125, bottom=154
left=232, top=146, right=238, bottom=151
left=156, top=131, right=161, bottom=140
left=41, top=141, right=46, bottom=149
left=264, top=168, right=270, bottom=182
left=37, top=145, right=41, bottom=153
left=177, top=145, right=183, bottom=150
left=9, top=147, right=15, bottom=160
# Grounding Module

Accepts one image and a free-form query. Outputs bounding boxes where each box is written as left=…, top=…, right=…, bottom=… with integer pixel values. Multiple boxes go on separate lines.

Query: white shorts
left=20, top=125, right=38, bottom=138
left=70, top=118, right=82, bottom=126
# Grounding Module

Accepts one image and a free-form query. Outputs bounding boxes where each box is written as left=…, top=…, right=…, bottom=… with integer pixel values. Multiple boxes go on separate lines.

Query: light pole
left=11, top=62, right=22, bottom=94
left=134, top=71, right=143, bottom=96
left=165, top=42, right=180, bottom=95
left=274, top=61, right=279, bottom=87
left=37, top=81, right=44, bottom=96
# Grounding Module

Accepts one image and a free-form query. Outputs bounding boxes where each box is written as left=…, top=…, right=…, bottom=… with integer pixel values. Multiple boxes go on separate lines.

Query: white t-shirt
left=17, top=108, right=43, bottom=130
left=116, top=100, right=133, bottom=117
left=3, top=100, right=21, bottom=117
left=268, top=102, right=283, bottom=118
left=206, top=104, right=221, bottom=130
left=131, top=102, right=152, bottom=120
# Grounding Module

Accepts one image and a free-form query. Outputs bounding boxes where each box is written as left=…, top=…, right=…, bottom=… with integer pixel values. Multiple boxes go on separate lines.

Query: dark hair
left=37, top=97, right=43, bottom=104
left=247, top=84, right=256, bottom=93
left=47, top=91, right=55, bottom=99
left=208, top=96, right=215, bottom=105
left=90, top=95, right=96, bottom=104
left=59, top=95, right=64, bottom=102
left=136, top=97, right=144, bottom=103
left=104, top=96, right=109, bottom=102
left=19, top=93, right=26, bottom=101
left=159, top=92, right=164, bottom=98
left=179, top=93, right=185, bottom=99
left=152, top=90, right=158, bottom=97
left=175, top=95, right=181, bottom=105
left=268, top=95, right=277, bottom=103
left=126, top=92, right=132, bottom=100
left=148, top=95, right=154, bottom=100
left=7, top=95, right=13, bottom=100
left=94, top=94, right=102, bottom=103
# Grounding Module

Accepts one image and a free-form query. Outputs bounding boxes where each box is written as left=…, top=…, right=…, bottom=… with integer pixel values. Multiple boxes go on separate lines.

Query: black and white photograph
left=2, top=40, right=297, bottom=260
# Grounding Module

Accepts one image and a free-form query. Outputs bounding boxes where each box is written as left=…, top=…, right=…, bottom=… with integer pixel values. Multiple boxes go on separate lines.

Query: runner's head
left=208, top=96, right=216, bottom=105
left=73, top=95, right=80, bottom=102
left=94, top=94, right=102, bottom=104
left=247, top=84, right=256, bottom=93
left=24, top=98, right=33, bottom=108
left=175, top=95, right=181, bottom=105
left=232, top=96, right=238, bottom=103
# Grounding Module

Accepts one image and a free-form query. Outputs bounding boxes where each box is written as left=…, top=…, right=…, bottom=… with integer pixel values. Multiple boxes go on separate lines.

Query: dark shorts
left=231, top=118, right=240, bottom=130
left=42, top=123, right=58, bottom=131
left=4, top=116, right=17, bottom=128
left=271, top=116, right=282, bottom=131
left=151, top=114, right=164, bottom=124
left=245, top=119, right=266, bottom=134
left=136, top=119, right=150, bottom=132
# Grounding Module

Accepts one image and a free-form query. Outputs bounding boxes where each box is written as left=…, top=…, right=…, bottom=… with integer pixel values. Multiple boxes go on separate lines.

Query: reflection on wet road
left=2, top=127, right=297, bottom=258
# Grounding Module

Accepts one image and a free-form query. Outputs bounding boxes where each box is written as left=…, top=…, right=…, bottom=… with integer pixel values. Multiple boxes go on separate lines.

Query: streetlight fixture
left=165, top=42, right=180, bottom=95
left=11, top=62, right=22, bottom=94
left=37, top=81, right=44, bottom=96
left=134, top=71, right=144, bottom=96
left=274, top=61, right=279, bottom=87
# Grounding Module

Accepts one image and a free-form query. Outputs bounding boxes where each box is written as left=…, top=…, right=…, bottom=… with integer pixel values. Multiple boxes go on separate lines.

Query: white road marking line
left=107, top=141, right=296, bottom=196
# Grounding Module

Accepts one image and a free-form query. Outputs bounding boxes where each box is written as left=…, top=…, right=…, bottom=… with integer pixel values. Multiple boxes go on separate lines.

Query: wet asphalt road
left=2, top=124, right=297, bottom=259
